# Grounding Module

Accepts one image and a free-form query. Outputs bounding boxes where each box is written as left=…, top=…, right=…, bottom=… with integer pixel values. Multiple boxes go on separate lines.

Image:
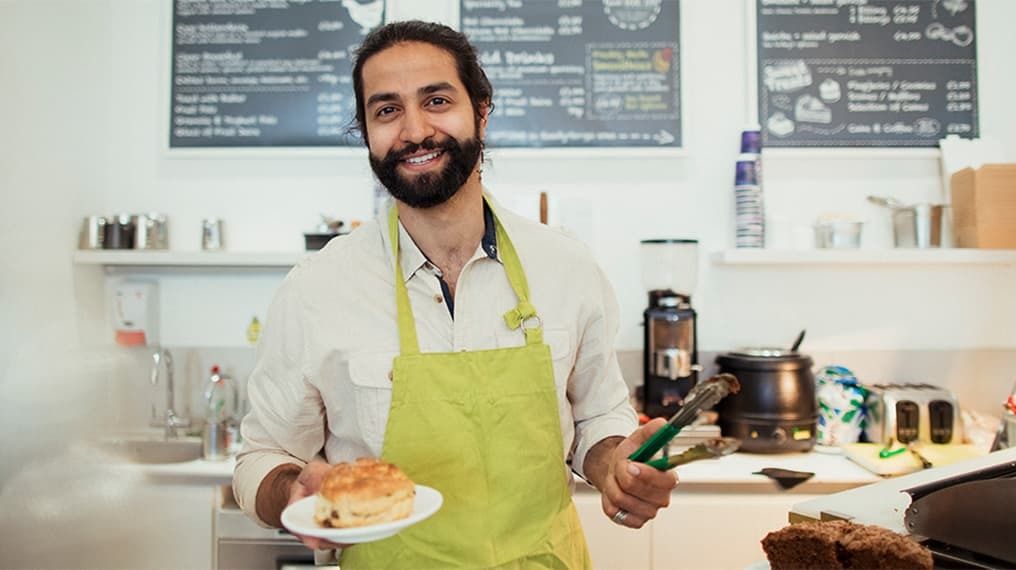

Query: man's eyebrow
left=366, top=91, right=400, bottom=108
left=418, top=81, right=456, bottom=96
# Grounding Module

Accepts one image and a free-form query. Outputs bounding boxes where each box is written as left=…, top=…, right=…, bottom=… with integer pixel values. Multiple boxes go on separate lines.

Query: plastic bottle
left=203, top=365, right=239, bottom=460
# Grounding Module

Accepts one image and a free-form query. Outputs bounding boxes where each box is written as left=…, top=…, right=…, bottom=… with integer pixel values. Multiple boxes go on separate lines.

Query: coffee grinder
left=641, top=239, right=700, bottom=418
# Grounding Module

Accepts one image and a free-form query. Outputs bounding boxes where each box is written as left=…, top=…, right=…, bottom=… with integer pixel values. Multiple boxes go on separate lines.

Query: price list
left=170, top=0, right=386, bottom=148
left=462, top=0, right=682, bottom=148
left=757, top=0, right=978, bottom=147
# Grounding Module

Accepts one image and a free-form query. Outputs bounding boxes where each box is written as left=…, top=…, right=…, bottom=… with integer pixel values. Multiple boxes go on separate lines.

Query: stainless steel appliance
left=863, top=383, right=962, bottom=445
left=714, top=347, right=818, bottom=453
left=640, top=239, right=700, bottom=418
left=214, top=486, right=314, bottom=570
left=792, top=448, right=1016, bottom=568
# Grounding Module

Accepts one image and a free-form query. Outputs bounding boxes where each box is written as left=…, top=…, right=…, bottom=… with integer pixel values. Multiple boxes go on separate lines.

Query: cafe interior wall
left=1, top=0, right=1016, bottom=567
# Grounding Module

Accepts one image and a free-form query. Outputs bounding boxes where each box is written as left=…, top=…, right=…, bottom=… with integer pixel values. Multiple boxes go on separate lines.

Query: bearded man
left=234, top=20, right=677, bottom=569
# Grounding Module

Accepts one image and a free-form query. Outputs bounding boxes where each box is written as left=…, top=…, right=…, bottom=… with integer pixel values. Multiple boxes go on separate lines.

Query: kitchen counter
left=130, top=449, right=880, bottom=492
left=116, top=456, right=236, bottom=485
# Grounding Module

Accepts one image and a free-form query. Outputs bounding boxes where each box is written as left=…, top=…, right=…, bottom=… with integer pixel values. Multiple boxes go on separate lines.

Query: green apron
left=340, top=201, right=591, bottom=569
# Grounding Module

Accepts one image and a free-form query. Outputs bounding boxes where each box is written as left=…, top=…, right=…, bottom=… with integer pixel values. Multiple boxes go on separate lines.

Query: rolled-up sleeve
left=234, top=269, right=327, bottom=527
left=567, top=263, right=637, bottom=480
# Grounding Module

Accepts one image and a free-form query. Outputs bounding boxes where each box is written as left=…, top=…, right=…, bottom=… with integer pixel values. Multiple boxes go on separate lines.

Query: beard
left=369, top=134, right=482, bottom=209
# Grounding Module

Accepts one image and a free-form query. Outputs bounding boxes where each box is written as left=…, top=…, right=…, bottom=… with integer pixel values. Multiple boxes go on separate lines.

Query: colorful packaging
left=816, top=365, right=867, bottom=447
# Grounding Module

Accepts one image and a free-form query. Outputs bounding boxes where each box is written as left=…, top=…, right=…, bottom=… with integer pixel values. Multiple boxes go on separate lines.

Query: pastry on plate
left=313, top=458, right=415, bottom=528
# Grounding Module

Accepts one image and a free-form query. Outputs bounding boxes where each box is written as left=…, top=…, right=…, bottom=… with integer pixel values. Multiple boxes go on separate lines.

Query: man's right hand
left=286, top=460, right=348, bottom=551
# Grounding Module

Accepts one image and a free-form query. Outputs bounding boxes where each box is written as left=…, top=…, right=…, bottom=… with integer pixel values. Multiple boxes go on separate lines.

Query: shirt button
left=433, top=294, right=443, bottom=303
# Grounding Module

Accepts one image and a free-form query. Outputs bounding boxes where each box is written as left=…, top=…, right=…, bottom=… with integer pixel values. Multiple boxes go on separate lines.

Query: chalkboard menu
left=757, top=0, right=978, bottom=147
left=462, top=0, right=682, bottom=148
left=170, top=0, right=386, bottom=148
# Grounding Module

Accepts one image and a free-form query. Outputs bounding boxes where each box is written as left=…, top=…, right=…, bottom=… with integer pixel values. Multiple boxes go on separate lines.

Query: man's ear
left=478, top=101, right=491, bottom=136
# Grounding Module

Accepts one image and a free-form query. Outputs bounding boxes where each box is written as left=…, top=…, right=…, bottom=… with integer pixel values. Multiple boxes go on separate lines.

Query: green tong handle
left=628, top=423, right=680, bottom=465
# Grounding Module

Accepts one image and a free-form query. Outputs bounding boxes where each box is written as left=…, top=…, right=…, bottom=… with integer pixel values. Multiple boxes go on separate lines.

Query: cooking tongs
left=629, top=373, right=741, bottom=470
left=645, top=437, right=741, bottom=471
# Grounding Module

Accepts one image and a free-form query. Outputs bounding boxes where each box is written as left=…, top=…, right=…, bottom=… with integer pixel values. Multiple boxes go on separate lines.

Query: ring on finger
left=611, top=509, right=629, bottom=525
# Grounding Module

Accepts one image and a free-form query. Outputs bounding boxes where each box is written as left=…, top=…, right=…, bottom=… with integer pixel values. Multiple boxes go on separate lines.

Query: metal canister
left=135, top=213, right=169, bottom=250
left=103, top=214, right=135, bottom=249
left=202, top=218, right=224, bottom=250
left=78, top=216, right=106, bottom=249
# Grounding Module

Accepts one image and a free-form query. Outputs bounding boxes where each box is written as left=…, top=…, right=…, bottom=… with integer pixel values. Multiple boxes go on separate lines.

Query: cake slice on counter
left=762, top=520, right=933, bottom=570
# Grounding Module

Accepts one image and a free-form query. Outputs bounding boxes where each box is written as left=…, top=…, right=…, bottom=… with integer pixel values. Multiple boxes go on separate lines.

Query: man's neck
left=396, top=178, right=485, bottom=291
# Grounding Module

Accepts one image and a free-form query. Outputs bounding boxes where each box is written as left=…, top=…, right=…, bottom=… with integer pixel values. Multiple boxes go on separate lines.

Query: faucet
left=150, top=348, right=190, bottom=439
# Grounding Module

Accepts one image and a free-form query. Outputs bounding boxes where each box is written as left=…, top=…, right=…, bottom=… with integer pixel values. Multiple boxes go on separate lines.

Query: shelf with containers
left=711, top=249, right=1016, bottom=266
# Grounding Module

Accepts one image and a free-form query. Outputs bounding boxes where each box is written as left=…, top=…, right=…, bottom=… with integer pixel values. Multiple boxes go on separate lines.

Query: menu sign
left=170, top=0, right=386, bottom=148
left=462, top=0, right=682, bottom=148
left=757, top=0, right=978, bottom=147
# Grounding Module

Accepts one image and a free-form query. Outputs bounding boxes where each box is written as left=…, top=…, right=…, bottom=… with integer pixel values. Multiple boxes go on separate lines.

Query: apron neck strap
left=388, top=206, right=421, bottom=354
left=387, top=197, right=544, bottom=353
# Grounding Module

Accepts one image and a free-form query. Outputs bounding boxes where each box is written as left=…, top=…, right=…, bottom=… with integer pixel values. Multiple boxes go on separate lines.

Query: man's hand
left=592, top=418, right=679, bottom=529
left=287, top=460, right=347, bottom=550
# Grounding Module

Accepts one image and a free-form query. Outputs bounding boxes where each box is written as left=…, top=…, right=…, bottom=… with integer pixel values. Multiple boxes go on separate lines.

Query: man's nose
left=399, top=107, right=436, bottom=144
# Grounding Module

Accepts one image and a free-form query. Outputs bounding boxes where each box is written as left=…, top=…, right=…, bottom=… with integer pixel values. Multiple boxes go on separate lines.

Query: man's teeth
left=405, top=151, right=441, bottom=165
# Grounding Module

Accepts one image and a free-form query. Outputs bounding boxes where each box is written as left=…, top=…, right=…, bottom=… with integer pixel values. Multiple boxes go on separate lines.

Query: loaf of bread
left=313, top=458, right=415, bottom=528
left=762, top=520, right=933, bottom=570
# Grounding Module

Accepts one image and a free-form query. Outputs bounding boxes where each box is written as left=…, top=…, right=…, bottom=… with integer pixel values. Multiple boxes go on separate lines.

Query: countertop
left=126, top=449, right=881, bottom=493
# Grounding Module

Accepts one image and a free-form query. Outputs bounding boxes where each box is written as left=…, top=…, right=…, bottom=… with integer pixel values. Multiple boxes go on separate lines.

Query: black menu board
left=170, top=0, right=386, bottom=148
left=462, top=0, right=682, bottom=148
left=757, top=0, right=978, bottom=147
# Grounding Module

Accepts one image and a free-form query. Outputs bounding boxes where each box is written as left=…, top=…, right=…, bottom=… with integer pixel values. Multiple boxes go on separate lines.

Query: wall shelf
left=711, top=249, right=1016, bottom=266
left=72, top=250, right=305, bottom=269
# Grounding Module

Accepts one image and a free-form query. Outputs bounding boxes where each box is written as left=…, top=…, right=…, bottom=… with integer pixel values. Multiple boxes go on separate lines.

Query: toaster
left=863, top=383, right=962, bottom=445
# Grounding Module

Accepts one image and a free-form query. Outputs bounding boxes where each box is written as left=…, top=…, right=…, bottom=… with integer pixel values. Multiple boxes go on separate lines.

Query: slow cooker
left=714, top=348, right=818, bottom=453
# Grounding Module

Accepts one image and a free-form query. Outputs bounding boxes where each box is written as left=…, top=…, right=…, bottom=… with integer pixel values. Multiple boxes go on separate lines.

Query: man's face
left=361, top=42, right=486, bottom=209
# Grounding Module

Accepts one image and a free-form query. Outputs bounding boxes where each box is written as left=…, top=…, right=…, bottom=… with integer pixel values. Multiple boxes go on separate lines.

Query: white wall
left=2, top=1, right=1016, bottom=565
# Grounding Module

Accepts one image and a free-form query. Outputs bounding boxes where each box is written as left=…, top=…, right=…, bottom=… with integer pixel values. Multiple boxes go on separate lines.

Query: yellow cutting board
left=843, top=443, right=986, bottom=477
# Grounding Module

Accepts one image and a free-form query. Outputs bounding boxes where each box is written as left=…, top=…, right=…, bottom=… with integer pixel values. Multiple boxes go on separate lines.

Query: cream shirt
left=234, top=199, right=636, bottom=526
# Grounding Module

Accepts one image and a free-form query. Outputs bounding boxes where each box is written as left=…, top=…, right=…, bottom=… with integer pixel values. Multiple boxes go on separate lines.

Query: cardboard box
left=950, top=164, right=1016, bottom=248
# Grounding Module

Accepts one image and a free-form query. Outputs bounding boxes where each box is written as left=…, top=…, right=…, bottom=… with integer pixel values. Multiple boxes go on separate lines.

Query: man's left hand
left=599, top=418, right=678, bottom=528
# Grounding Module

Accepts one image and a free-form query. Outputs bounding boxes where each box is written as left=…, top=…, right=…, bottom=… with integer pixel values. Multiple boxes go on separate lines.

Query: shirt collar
left=382, top=199, right=500, bottom=284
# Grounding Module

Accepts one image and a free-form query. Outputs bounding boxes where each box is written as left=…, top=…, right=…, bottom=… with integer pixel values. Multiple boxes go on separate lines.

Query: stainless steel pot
left=868, top=196, right=947, bottom=248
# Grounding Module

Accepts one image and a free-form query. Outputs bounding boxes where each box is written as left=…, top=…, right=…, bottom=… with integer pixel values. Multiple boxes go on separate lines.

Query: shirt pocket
left=347, top=352, right=397, bottom=455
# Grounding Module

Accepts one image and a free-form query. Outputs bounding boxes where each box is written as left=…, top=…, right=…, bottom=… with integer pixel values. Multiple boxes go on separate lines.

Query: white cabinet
left=651, top=492, right=821, bottom=570
left=574, top=487, right=823, bottom=570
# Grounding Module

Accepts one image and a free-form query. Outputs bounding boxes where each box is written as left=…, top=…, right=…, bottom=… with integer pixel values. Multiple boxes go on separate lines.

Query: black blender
left=641, top=239, right=700, bottom=418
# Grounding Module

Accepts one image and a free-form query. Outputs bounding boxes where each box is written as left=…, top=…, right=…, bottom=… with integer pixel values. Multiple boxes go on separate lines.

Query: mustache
left=385, top=137, right=460, bottom=163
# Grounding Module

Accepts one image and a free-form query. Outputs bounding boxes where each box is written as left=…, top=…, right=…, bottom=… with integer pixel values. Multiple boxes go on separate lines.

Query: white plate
left=281, top=485, right=442, bottom=544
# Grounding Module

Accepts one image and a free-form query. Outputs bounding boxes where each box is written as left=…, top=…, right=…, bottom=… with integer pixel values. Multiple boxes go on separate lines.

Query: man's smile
left=400, top=149, right=446, bottom=171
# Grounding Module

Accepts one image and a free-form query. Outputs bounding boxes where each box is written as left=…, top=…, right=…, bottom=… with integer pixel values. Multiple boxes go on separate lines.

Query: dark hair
left=350, top=20, right=493, bottom=145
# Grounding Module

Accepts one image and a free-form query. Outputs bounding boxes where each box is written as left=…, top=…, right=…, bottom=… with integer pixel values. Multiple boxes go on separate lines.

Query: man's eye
left=376, top=106, right=397, bottom=117
left=427, top=96, right=449, bottom=107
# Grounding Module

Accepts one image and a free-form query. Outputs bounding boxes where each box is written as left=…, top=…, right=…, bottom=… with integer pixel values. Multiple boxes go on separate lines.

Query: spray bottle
left=202, top=365, right=239, bottom=460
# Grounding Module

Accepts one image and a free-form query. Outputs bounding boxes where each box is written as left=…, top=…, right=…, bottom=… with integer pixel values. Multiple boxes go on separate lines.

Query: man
left=235, top=20, right=677, bottom=568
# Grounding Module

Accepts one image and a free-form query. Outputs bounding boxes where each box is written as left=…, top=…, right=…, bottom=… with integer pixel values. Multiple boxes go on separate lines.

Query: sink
left=99, top=436, right=203, bottom=464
